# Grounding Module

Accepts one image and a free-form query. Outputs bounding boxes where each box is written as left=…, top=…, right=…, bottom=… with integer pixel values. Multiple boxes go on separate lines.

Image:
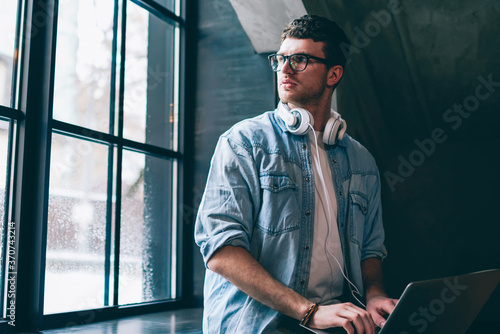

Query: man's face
left=276, top=38, right=332, bottom=109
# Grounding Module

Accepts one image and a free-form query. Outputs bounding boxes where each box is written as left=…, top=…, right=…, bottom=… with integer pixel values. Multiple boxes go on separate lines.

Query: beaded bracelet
left=300, top=303, right=319, bottom=326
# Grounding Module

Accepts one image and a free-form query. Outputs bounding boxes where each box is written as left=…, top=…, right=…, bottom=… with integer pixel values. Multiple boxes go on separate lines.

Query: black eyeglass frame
left=267, top=53, right=333, bottom=72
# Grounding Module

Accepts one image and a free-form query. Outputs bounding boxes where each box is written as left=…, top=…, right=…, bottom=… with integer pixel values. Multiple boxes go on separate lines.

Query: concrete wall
left=191, top=0, right=275, bottom=299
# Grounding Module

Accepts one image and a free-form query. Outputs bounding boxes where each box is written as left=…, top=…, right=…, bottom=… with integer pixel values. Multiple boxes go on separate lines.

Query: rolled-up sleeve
left=361, top=169, right=387, bottom=261
left=195, top=135, right=260, bottom=267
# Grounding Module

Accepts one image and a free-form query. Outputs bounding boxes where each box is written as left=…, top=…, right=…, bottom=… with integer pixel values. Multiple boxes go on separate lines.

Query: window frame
left=0, top=0, right=195, bottom=332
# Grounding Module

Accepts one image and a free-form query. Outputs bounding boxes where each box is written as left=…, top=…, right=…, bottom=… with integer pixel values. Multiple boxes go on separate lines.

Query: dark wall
left=190, top=0, right=500, bottom=322
left=191, top=0, right=275, bottom=299
left=307, top=0, right=500, bottom=322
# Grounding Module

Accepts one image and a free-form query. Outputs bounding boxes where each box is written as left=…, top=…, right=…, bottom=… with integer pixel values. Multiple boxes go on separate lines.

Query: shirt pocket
left=349, top=192, right=368, bottom=245
left=257, top=174, right=300, bottom=236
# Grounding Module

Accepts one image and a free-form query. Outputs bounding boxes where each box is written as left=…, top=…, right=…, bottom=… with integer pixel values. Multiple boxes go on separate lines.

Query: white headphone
left=277, top=101, right=347, bottom=145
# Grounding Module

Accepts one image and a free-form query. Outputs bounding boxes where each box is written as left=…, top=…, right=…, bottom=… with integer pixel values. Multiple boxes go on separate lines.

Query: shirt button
left=305, top=177, right=310, bottom=182
left=304, top=245, right=310, bottom=250
left=302, top=144, right=307, bottom=150
left=305, top=211, right=311, bottom=216
left=333, top=159, right=337, bottom=164
left=339, top=191, right=343, bottom=196
left=273, top=184, right=278, bottom=189
left=300, top=279, right=305, bottom=285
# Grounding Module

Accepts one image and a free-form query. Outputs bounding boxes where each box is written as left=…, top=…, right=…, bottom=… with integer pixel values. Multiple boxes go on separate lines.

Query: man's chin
left=278, top=92, right=295, bottom=104
left=279, top=95, right=302, bottom=107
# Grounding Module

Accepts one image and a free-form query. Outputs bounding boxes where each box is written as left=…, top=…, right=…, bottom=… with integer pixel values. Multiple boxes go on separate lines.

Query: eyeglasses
left=268, top=53, right=332, bottom=72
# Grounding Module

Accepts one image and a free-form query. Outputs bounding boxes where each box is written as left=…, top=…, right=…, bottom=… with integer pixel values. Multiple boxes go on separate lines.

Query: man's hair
left=281, top=15, right=350, bottom=68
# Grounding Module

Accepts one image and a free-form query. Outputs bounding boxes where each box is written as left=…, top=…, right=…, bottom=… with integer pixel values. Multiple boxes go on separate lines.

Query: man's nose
left=281, top=58, right=294, bottom=74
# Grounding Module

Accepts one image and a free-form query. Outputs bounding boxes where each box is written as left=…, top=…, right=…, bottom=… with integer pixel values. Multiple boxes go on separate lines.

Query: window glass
left=119, top=150, right=176, bottom=304
left=45, top=134, right=111, bottom=314
left=123, top=1, right=178, bottom=150
left=0, top=2, right=19, bottom=107
left=52, top=0, right=115, bottom=133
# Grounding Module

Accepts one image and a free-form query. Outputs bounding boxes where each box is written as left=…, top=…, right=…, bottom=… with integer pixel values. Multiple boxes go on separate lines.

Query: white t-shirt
left=306, top=130, right=344, bottom=304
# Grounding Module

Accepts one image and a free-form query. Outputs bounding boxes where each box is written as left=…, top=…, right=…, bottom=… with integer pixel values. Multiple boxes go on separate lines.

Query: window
left=0, top=1, right=22, bottom=324
left=0, top=0, right=189, bottom=331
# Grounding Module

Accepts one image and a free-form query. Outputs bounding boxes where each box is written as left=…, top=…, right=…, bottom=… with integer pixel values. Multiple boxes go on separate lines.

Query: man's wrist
left=294, top=299, right=316, bottom=321
left=365, top=286, right=387, bottom=302
left=300, top=303, right=319, bottom=326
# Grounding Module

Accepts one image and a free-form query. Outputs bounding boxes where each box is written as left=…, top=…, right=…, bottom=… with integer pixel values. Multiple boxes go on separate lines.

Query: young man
left=195, top=15, right=396, bottom=333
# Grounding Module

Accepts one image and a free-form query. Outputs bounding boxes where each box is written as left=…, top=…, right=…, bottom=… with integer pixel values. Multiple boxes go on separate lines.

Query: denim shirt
left=195, top=108, right=387, bottom=333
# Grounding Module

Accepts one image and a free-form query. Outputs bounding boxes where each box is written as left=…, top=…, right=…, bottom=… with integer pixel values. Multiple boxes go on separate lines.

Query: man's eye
left=293, top=56, right=307, bottom=63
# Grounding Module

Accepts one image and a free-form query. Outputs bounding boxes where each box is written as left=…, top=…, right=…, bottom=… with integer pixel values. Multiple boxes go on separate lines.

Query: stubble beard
left=279, top=85, right=326, bottom=109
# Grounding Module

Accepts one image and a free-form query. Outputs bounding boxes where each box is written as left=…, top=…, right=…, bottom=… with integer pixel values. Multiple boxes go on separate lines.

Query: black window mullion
left=0, top=106, right=23, bottom=121
left=104, top=143, right=114, bottom=307
left=109, top=0, right=120, bottom=138
left=51, top=121, right=182, bottom=160
left=113, top=144, right=123, bottom=306
left=130, top=0, right=184, bottom=26
left=179, top=0, right=193, bottom=302
left=14, top=0, right=59, bottom=331
left=103, top=0, right=121, bottom=307
left=113, top=0, right=129, bottom=306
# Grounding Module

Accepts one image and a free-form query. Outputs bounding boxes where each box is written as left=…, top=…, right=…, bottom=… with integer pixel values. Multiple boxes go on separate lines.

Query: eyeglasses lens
left=292, top=55, right=309, bottom=71
left=270, top=55, right=281, bottom=71
left=270, top=55, right=308, bottom=72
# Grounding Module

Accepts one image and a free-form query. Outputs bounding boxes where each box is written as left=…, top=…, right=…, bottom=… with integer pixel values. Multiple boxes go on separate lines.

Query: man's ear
left=327, top=65, right=343, bottom=87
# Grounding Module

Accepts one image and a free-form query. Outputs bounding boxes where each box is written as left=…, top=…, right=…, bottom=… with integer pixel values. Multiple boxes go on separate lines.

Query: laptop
left=301, top=269, right=500, bottom=334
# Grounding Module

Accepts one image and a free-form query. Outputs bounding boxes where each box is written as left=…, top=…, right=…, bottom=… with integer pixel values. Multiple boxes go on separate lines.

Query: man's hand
left=365, top=295, right=398, bottom=328
left=361, top=258, right=397, bottom=328
left=308, top=302, right=377, bottom=334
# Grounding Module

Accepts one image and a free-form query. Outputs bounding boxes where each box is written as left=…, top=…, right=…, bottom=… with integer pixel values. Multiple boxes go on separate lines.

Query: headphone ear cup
left=337, top=117, right=346, bottom=140
left=287, top=107, right=313, bottom=135
left=323, top=116, right=346, bottom=145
